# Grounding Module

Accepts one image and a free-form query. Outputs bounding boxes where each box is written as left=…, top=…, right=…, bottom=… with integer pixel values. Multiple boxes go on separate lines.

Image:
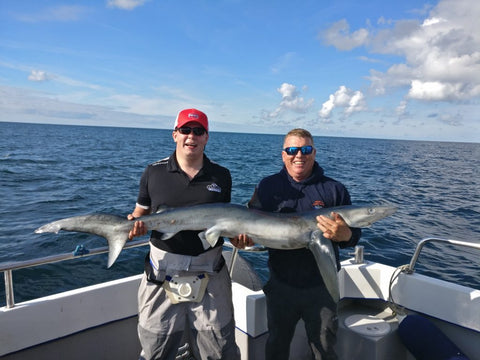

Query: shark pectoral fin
left=155, top=206, right=169, bottom=214
left=308, top=231, right=340, bottom=303
left=198, top=231, right=212, bottom=250
left=159, top=232, right=177, bottom=240
left=202, top=226, right=223, bottom=249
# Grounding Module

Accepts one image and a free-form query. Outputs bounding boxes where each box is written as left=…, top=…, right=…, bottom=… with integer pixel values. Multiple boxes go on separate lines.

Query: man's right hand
left=127, top=214, right=148, bottom=240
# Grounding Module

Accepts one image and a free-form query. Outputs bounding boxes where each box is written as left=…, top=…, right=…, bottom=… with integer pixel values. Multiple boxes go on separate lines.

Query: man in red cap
left=128, top=109, right=240, bottom=360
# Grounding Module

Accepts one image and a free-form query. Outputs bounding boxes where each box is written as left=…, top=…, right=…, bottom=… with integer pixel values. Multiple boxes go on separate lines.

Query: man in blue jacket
left=247, top=128, right=361, bottom=359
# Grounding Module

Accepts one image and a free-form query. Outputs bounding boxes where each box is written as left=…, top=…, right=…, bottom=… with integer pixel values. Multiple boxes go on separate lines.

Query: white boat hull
left=2, top=255, right=479, bottom=359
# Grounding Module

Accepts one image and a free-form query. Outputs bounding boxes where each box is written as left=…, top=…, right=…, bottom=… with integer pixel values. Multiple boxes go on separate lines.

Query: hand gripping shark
left=35, top=203, right=396, bottom=302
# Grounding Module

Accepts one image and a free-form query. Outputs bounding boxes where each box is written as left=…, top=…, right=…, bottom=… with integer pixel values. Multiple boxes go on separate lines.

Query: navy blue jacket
left=248, top=162, right=361, bottom=288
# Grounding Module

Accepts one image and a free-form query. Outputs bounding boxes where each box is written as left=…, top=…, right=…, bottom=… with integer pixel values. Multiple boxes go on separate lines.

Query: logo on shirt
left=207, top=183, right=222, bottom=193
left=312, top=200, right=325, bottom=209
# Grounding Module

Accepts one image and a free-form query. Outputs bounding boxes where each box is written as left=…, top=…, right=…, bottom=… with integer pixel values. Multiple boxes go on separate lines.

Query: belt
left=145, top=246, right=225, bottom=285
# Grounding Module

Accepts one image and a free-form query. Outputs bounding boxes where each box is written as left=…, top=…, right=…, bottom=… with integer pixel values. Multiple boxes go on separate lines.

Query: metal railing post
left=5, top=270, right=14, bottom=309
left=407, top=237, right=480, bottom=273
left=229, top=247, right=239, bottom=278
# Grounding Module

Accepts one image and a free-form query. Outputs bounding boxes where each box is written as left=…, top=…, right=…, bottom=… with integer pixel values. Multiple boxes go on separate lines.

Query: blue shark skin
left=35, top=203, right=396, bottom=301
left=308, top=230, right=342, bottom=302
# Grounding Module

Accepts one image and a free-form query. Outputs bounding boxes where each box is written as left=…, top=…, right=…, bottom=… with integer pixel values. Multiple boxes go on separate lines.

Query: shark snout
left=379, top=206, right=397, bottom=217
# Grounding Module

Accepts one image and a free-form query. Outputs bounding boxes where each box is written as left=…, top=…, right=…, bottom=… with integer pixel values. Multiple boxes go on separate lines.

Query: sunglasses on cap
left=175, top=126, right=207, bottom=136
left=283, top=146, right=314, bottom=156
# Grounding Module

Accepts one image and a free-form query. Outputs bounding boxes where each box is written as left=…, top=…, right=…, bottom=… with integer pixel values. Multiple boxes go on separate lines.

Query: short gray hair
left=284, top=128, right=314, bottom=145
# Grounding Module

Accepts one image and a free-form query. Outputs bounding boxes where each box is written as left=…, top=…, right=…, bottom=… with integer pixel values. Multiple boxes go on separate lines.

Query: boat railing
left=0, top=239, right=151, bottom=309
left=405, top=237, right=480, bottom=273
left=222, top=242, right=267, bottom=278
left=1, top=239, right=266, bottom=309
left=5, top=237, right=476, bottom=309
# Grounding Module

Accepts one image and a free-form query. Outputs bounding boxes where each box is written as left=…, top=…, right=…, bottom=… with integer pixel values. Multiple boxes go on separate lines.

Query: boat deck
left=1, top=238, right=479, bottom=360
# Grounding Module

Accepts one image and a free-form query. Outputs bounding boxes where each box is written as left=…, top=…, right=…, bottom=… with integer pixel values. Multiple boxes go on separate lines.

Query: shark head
left=334, top=205, right=397, bottom=228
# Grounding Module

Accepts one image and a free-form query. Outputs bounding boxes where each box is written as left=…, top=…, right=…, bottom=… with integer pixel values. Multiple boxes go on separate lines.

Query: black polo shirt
left=136, top=151, right=231, bottom=256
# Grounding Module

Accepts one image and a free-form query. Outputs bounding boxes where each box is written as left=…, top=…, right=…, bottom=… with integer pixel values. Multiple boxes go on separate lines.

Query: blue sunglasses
left=283, top=146, right=314, bottom=156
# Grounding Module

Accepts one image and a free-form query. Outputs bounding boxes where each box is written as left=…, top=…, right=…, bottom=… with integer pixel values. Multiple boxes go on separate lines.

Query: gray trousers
left=137, top=265, right=240, bottom=360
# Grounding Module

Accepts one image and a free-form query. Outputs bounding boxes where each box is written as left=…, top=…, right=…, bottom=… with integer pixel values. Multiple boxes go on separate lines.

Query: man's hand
left=230, top=234, right=255, bottom=249
left=127, top=214, right=148, bottom=240
left=316, top=212, right=352, bottom=242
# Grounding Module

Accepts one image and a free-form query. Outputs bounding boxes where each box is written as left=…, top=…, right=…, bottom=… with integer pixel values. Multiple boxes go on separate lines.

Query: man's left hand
left=230, top=234, right=255, bottom=249
left=316, top=212, right=352, bottom=242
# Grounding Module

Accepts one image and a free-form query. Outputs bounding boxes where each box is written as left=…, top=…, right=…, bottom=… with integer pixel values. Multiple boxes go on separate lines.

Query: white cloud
left=346, top=91, right=366, bottom=114
left=266, top=83, right=314, bottom=119
left=422, top=17, right=445, bottom=27
left=0, top=85, right=164, bottom=128
left=319, top=86, right=367, bottom=118
left=321, top=19, right=369, bottom=51
left=437, top=113, right=462, bottom=126
left=28, top=70, right=50, bottom=82
left=107, top=0, right=148, bottom=10
left=321, top=0, right=480, bottom=104
left=22, top=65, right=103, bottom=90
left=357, top=55, right=382, bottom=63
left=396, top=100, right=408, bottom=116
left=319, top=95, right=335, bottom=119
left=408, top=80, right=463, bottom=101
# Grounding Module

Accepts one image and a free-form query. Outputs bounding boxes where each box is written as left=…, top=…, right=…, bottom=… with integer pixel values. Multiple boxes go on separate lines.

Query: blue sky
left=1, top=0, right=479, bottom=142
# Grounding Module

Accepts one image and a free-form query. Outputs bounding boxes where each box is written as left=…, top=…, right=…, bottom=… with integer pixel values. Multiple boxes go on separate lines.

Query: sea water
left=0, top=122, right=479, bottom=306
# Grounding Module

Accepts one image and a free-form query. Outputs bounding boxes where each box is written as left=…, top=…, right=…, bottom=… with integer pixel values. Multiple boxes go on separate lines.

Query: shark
left=35, top=203, right=396, bottom=302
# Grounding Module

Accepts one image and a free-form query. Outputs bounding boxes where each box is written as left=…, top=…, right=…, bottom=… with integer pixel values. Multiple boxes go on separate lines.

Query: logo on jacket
left=312, top=200, right=325, bottom=209
left=207, top=183, right=222, bottom=193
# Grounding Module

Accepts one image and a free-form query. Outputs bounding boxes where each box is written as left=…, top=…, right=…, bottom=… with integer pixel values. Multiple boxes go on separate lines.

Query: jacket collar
left=281, top=161, right=324, bottom=185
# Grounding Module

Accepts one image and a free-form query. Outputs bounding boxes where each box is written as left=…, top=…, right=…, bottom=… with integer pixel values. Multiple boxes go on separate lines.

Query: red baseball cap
left=174, top=109, right=208, bottom=132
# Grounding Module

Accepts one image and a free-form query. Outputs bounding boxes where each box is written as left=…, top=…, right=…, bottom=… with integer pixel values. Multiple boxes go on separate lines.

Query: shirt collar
left=167, top=151, right=212, bottom=175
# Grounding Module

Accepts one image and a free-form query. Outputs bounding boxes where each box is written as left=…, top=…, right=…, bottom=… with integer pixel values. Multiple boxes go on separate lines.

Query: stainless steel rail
left=406, top=237, right=480, bottom=273
left=222, top=242, right=267, bottom=278
left=4, top=236, right=477, bottom=308
left=1, top=239, right=150, bottom=309
left=1, top=239, right=267, bottom=309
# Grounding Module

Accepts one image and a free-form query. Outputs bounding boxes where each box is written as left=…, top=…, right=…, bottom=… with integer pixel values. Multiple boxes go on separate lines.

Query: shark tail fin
left=308, top=231, right=340, bottom=303
left=35, top=214, right=130, bottom=269
left=71, top=214, right=130, bottom=268
left=106, top=231, right=129, bottom=268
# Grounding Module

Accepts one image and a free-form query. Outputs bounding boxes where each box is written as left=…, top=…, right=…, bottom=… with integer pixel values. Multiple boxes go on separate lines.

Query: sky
left=1, top=0, right=479, bottom=142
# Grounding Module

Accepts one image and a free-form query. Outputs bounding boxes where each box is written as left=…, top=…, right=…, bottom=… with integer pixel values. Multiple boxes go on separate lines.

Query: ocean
left=1, top=122, right=479, bottom=306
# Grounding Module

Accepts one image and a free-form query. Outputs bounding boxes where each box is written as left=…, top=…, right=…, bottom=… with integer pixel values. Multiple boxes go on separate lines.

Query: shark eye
left=368, top=208, right=376, bottom=214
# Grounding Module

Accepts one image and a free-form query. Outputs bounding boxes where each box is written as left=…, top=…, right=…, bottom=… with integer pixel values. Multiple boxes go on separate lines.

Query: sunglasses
left=175, top=127, right=207, bottom=136
left=283, top=146, right=314, bottom=156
